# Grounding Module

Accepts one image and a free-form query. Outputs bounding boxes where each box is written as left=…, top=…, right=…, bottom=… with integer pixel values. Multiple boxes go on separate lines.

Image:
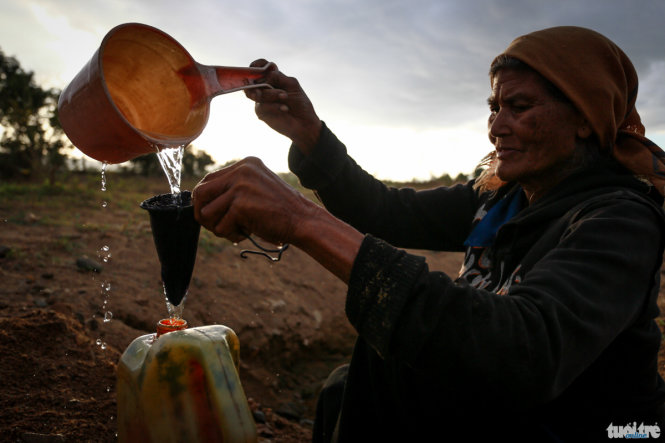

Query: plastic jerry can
left=117, top=319, right=257, bottom=442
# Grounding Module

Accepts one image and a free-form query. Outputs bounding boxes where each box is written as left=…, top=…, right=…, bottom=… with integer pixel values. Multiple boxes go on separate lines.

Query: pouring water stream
left=155, top=144, right=188, bottom=319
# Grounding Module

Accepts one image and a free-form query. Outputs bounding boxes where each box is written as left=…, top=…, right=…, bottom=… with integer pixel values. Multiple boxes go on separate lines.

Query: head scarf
left=493, top=26, right=665, bottom=196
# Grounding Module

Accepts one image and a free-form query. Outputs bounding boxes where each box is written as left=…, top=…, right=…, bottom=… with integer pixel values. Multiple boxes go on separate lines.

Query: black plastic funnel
left=140, top=191, right=200, bottom=306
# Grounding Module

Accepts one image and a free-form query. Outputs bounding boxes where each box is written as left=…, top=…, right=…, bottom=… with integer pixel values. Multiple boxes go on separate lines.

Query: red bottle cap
left=156, top=318, right=188, bottom=337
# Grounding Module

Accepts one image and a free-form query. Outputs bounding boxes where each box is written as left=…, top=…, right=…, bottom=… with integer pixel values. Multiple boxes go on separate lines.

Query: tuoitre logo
left=606, top=422, right=661, bottom=439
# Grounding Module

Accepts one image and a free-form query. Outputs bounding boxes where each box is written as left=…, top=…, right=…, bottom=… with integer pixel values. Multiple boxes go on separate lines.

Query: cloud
left=638, top=60, right=665, bottom=132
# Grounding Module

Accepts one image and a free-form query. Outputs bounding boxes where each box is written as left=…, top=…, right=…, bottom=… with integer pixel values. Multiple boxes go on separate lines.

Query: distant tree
left=182, top=147, right=215, bottom=177
left=437, top=173, right=454, bottom=186
left=454, top=172, right=470, bottom=183
left=0, top=48, right=70, bottom=183
left=130, top=151, right=162, bottom=176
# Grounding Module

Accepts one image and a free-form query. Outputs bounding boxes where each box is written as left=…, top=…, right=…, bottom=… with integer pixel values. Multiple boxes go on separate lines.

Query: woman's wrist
left=292, top=119, right=323, bottom=156
left=291, top=203, right=364, bottom=283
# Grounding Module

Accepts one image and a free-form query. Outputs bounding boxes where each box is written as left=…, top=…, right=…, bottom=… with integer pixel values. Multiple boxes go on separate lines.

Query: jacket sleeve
left=288, top=122, right=478, bottom=251
left=346, top=196, right=664, bottom=406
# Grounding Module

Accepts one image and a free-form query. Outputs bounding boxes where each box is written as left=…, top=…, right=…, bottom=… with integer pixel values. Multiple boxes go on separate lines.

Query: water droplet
left=104, top=311, right=113, bottom=323
left=106, top=386, right=111, bottom=393
left=101, top=162, right=108, bottom=192
left=101, top=342, right=107, bottom=350
left=96, top=339, right=102, bottom=346
left=97, top=245, right=112, bottom=263
left=101, top=201, right=108, bottom=208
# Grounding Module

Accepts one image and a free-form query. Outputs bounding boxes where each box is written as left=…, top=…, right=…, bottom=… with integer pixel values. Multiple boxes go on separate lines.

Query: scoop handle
left=195, top=62, right=275, bottom=98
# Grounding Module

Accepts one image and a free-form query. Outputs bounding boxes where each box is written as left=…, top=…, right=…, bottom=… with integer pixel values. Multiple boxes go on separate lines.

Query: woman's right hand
left=246, top=59, right=322, bottom=154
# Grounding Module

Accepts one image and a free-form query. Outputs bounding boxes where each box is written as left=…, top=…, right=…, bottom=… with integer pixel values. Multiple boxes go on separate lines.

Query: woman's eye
left=511, top=103, right=531, bottom=112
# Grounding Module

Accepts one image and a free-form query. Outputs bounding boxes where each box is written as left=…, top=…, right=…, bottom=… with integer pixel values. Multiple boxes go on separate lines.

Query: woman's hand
left=192, top=157, right=364, bottom=283
left=245, top=59, right=322, bottom=154
left=192, top=157, right=315, bottom=245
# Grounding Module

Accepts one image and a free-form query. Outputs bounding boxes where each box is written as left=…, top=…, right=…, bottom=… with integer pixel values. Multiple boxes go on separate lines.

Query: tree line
left=0, top=48, right=216, bottom=184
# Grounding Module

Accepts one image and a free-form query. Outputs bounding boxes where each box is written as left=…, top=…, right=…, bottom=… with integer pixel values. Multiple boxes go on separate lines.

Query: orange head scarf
left=493, top=26, right=665, bottom=196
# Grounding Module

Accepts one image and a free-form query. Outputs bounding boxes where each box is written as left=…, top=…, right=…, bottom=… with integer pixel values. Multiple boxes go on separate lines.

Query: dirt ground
left=0, top=173, right=466, bottom=442
left=2, top=172, right=665, bottom=442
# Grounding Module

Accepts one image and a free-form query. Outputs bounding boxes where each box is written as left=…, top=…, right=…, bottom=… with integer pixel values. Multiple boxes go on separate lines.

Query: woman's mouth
left=496, top=147, right=521, bottom=160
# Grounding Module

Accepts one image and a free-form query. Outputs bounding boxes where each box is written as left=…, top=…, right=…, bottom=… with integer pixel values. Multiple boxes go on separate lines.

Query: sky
left=1, top=0, right=664, bottom=181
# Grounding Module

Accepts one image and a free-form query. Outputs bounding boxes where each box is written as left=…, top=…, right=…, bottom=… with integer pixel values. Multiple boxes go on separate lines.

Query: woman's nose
left=488, top=108, right=511, bottom=140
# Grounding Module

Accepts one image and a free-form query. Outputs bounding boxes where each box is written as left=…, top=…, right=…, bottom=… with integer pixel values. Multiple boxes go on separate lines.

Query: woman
left=193, top=27, right=665, bottom=441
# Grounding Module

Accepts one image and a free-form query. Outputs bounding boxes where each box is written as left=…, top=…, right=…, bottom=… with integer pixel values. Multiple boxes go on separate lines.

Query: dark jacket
left=290, top=123, right=665, bottom=442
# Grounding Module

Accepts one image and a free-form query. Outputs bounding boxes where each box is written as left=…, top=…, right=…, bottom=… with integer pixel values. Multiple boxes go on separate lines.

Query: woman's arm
left=289, top=123, right=479, bottom=250
left=244, top=60, right=479, bottom=251
left=192, top=157, right=363, bottom=283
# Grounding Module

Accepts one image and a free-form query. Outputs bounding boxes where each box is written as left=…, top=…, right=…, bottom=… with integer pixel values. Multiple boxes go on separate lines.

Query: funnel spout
left=140, top=191, right=200, bottom=306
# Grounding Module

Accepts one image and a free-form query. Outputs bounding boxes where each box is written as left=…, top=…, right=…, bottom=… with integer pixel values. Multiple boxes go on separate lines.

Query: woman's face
left=488, top=68, right=588, bottom=198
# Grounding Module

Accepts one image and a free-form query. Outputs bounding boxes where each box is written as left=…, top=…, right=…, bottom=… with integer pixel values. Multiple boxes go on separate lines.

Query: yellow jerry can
left=117, top=319, right=257, bottom=442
